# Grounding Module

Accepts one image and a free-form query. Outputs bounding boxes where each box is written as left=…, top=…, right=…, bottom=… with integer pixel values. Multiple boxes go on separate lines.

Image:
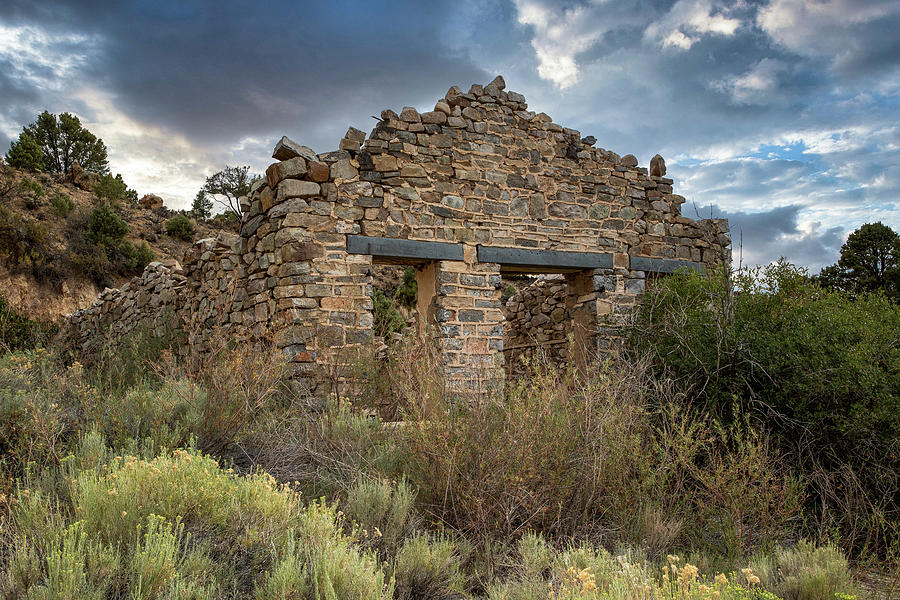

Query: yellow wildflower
left=679, top=564, right=699, bottom=582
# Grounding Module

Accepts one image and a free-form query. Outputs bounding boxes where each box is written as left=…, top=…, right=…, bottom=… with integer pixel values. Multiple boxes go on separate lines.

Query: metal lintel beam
left=630, top=256, right=706, bottom=274
left=346, top=235, right=464, bottom=261
left=476, top=245, right=613, bottom=270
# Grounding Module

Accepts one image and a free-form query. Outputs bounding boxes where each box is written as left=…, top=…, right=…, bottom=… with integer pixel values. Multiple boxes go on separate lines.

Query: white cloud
left=512, top=0, right=611, bottom=89
left=757, top=0, right=900, bottom=65
left=712, top=58, right=786, bottom=104
left=69, top=87, right=261, bottom=209
left=645, top=0, right=742, bottom=51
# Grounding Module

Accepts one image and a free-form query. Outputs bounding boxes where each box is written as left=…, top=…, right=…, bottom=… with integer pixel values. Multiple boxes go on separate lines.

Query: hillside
left=0, top=163, right=231, bottom=322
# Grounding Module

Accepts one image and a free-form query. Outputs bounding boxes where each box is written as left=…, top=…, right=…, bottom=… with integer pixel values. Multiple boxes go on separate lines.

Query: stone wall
left=66, top=75, right=730, bottom=394
left=503, top=275, right=569, bottom=371
left=65, top=233, right=247, bottom=358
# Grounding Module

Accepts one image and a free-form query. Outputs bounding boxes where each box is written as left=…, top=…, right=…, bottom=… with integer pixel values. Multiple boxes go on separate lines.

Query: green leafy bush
left=0, top=205, right=50, bottom=272
left=119, top=240, right=155, bottom=272
left=165, top=214, right=195, bottom=241
left=5, top=133, right=45, bottom=171
left=751, top=541, right=857, bottom=600
left=88, top=204, right=128, bottom=244
left=65, top=205, right=152, bottom=284
left=373, top=288, right=405, bottom=338
left=67, top=231, right=115, bottom=285
left=632, top=261, right=900, bottom=443
left=345, top=477, right=417, bottom=559
left=394, top=266, right=418, bottom=309
left=394, top=533, right=466, bottom=600
left=94, top=173, right=136, bottom=205
left=50, top=191, right=75, bottom=217
left=19, top=177, right=45, bottom=209
left=1, top=431, right=393, bottom=599
left=631, top=261, right=900, bottom=553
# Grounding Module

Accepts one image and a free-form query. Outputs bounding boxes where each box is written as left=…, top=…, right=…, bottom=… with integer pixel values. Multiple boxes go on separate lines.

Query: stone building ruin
left=66, top=76, right=731, bottom=394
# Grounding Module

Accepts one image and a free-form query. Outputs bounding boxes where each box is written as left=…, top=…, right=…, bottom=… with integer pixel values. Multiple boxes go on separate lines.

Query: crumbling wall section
left=65, top=233, right=246, bottom=361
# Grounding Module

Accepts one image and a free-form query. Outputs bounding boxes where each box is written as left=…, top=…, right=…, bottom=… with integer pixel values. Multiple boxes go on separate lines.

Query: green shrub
left=373, top=288, right=405, bottom=338
left=393, top=266, right=418, bottom=309
left=345, top=476, right=417, bottom=558
left=128, top=515, right=215, bottom=598
left=68, top=207, right=151, bottom=284
left=5, top=133, right=45, bottom=171
left=517, top=532, right=552, bottom=579
left=88, top=204, right=128, bottom=243
left=633, top=261, right=900, bottom=446
left=67, top=231, right=115, bottom=285
left=0, top=205, right=50, bottom=272
left=752, top=541, right=857, bottom=600
left=258, top=531, right=393, bottom=600
left=6, top=519, right=119, bottom=599
left=251, top=388, right=403, bottom=504
left=93, top=173, right=135, bottom=205
left=0, top=358, right=66, bottom=473
left=119, top=240, right=155, bottom=272
left=631, top=261, right=900, bottom=553
left=394, top=533, right=466, bottom=600
left=165, top=214, right=195, bottom=241
left=19, top=177, right=45, bottom=208
left=395, top=360, right=691, bottom=548
left=50, top=191, right=75, bottom=217
left=2, top=434, right=395, bottom=598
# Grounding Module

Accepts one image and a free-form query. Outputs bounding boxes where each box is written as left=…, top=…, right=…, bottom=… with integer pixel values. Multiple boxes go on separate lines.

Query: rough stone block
left=266, top=157, right=308, bottom=188
left=307, top=160, right=330, bottom=182
left=372, top=154, right=398, bottom=171
left=282, top=241, right=324, bottom=262
left=278, top=180, right=320, bottom=201
left=330, top=159, right=358, bottom=180
left=421, top=111, right=447, bottom=124
left=272, top=136, right=317, bottom=161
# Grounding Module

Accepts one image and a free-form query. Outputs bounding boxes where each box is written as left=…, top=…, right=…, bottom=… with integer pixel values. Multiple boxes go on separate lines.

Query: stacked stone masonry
left=66, top=76, right=730, bottom=394
left=503, top=275, right=569, bottom=372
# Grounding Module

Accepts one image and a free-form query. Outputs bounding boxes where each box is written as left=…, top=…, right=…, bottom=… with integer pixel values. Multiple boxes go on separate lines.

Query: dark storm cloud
left=706, top=204, right=845, bottom=271
left=0, top=0, right=490, bottom=151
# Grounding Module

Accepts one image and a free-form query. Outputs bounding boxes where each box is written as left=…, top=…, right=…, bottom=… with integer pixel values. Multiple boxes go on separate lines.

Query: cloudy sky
left=1, top=0, right=898, bottom=271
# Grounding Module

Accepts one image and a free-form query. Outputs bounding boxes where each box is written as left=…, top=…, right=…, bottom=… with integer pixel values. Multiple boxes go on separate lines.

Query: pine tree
left=819, top=222, right=900, bottom=298
left=191, top=190, right=213, bottom=221
left=17, top=111, right=109, bottom=174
